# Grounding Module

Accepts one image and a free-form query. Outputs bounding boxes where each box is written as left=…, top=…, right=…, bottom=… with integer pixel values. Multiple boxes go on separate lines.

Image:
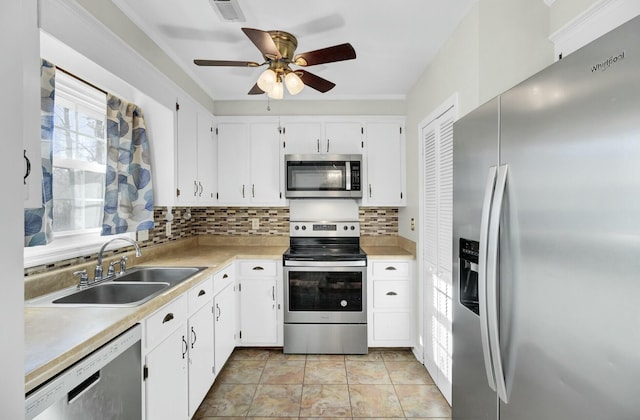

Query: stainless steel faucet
left=95, top=237, right=142, bottom=282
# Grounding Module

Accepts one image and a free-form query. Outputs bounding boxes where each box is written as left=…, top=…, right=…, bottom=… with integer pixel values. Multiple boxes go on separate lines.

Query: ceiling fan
left=193, top=27, right=356, bottom=98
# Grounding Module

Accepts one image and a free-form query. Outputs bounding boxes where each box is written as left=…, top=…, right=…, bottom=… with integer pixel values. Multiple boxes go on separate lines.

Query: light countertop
left=24, top=237, right=413, bottom=393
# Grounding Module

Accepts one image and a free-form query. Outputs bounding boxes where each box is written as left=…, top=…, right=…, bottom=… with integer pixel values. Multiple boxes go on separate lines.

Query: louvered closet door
left=422, top=107, right=454, bottom=404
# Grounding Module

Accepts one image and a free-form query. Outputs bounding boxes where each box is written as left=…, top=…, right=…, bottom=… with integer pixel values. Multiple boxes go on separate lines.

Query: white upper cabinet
left=176, top=97, right=217, bottom=205
left=23, top=0, right=42, bottom=208
left=281, top=120, right=363, bottom=155
left=280, top=121, right=322, bottom=155
left=216, top=120, right=284, bottom=206
left=363, top=121, right=406, bottom=206
left=324, top=122, right=363, bottom=155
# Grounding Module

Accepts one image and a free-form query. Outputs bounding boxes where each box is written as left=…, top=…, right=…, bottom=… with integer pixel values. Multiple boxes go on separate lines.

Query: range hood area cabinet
left=280, top=121, right=363, bottom=155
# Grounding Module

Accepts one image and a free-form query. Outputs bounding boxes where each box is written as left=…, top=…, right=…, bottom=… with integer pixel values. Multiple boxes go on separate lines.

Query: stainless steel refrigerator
left=452, top=15, right=640, bottom=420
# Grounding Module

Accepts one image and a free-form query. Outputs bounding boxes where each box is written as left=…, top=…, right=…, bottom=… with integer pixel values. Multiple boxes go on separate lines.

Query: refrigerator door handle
left=479, top=165, right=498, bottom=392
left=487, top=164, right=509, bottom=403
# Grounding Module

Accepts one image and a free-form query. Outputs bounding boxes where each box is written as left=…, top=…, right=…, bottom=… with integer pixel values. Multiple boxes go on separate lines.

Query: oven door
left=284, top=265, right=366, bottom=324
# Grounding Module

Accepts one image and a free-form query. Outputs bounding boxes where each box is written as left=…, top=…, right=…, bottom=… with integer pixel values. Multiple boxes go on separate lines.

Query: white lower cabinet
left=368, top=260, right=415, bottom=347
left=144, top=276, right=216, bottom=420
left=144, top=295, right=189, bottom=420
left=237, top=260, right=282, bottom=346
left=213, top=264, right=237, bottom=376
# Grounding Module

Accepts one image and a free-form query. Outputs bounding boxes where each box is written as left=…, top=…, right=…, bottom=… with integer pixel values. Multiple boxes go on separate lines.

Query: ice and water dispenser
left=459, top=238, right=480, bottom=315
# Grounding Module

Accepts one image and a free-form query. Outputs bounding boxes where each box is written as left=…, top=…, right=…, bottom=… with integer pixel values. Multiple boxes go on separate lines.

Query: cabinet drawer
left=146, top=295, right=187, bottom=350
left=188, top=275, right=213, bottom=315
left=213, top=264, right=235, bottom=295
left=237, top=260, right=278, bottom=277
left=373, top=280, right=411, bottom=309
left=373, top=312, right=412, bottom=341
left=371, top=261, right=410, bottom=278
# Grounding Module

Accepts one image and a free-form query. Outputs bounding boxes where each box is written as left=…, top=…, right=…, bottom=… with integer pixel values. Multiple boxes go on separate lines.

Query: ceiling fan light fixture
left=268, top=79, right=284, bottom=99
left=285, top=72, right=304, bottom=95
left=257, top=69, right=277, bottom=92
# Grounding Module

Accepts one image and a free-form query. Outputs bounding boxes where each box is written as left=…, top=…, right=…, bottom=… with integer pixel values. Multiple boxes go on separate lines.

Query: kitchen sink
left=26, top=266, right=206, bottom=307
left=112, top=266, right=205, bottom=286
left=52, top=282, right=170, bottom=306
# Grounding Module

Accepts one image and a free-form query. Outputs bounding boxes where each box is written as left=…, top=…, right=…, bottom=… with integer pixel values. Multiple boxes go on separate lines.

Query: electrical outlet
left=411, top=218, right=415, bottom=231
left=137, top=229, right=149, bottom=241
left=251, top=218, right=260, bottom=229
left=166, top=222, right=172, bottom=237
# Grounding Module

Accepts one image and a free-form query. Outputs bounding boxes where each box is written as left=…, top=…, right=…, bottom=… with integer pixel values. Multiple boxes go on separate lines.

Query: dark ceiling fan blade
left=194, top=59, right=260, bottom=67
left=248, top=84, right=265, bottom=95
left=296, top=70, right=336, bottom=93
left=293, top=43, right=356, bottom=66
left=241, top=28, right=282, bottom=60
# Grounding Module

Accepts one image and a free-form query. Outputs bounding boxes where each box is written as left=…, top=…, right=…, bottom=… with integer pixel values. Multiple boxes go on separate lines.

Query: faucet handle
left=120, top=256, right=129, bottom=274
left=74, top=270, right=89, bottom=288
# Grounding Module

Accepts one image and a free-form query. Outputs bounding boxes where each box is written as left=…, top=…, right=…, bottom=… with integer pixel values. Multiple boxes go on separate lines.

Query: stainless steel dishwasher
left=25, top=324, right=142, bottom=419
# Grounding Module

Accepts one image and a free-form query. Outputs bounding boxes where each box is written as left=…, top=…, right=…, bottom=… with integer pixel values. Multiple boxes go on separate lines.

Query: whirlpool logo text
left=591, top=51, right=625, bottom=72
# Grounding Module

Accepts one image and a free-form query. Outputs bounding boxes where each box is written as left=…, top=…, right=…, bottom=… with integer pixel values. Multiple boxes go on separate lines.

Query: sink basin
left=112, top=267, right=205, bottom=286
left=52, top=282, right=170, bottom=306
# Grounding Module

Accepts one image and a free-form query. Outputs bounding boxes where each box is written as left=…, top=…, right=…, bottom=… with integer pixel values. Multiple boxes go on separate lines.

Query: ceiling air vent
left=209, top=0, right=246, bottom=22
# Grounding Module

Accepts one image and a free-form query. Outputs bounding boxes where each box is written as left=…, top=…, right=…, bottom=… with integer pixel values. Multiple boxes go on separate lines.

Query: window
left=24, top=71, right=133, bottom=268
left=52, top=71, right=107, bottom=234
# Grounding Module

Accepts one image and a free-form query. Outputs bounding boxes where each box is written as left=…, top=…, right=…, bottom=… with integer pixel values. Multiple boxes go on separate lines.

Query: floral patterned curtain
left=101, top=94, right=154, bottom=235
left=24, top=59, right=55, bottom=247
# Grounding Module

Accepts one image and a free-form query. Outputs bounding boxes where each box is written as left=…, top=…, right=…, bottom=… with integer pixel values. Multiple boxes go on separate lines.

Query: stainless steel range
left=283, top=200, right=367, bottom=354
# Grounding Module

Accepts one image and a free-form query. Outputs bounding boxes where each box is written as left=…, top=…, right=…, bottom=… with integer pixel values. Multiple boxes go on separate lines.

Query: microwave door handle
left=487, top=164, right=509, bottom=403
left=479, top=165, right=498, bottom=392
left=346, top=161, right=351, bottom=191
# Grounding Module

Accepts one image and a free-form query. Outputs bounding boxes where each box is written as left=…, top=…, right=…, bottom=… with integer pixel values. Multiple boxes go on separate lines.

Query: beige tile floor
left=194, top=348, right=451, bottom=419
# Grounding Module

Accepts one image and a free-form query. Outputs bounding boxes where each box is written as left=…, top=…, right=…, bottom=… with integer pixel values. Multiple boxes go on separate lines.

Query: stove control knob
left=343, top=225, right=348, bottom=231
left=294, top=225, right=300, bottom=231
left=340, top=300, right=348, bottom=307
left=350, top=225, right=356, bottom=230
left=301, top=225, right=306, bottom=231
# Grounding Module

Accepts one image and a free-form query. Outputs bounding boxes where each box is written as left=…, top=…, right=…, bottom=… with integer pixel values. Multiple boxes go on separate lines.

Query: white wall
left=2, top=0, right=26, bottom=416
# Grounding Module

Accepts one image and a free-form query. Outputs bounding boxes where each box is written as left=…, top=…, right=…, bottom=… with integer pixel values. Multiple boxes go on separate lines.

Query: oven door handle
left=284, top=260, right=367, bottom=267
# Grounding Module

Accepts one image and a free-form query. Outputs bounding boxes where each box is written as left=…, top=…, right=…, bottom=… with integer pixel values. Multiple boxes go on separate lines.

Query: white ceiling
left=113, top=0, right=476, bottom=101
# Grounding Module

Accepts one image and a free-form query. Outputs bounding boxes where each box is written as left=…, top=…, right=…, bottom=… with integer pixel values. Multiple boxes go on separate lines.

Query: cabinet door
left=196, top=113, right=217, bottom=203
left=239, top=278, right=277, bottom=345
left=324, top=122, right=363, bottom=154
left=188, top=301, right=215, bottom=417
left=176, top=99, right=198, bottom=204
left=217, top=123, right=250, bottom=204
left=214, top=282, right=237, bottom=376
left=145, top=326, right=188, bottom=420
left=250, top=123, right=283, bottom=205
left=281, top=122, right=322, bottom=154
left=365, top=122, right=406, bottom=206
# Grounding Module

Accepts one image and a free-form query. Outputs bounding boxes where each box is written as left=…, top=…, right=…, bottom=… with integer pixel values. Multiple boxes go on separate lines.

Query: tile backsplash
left=25, top=206, right=398, bottom=276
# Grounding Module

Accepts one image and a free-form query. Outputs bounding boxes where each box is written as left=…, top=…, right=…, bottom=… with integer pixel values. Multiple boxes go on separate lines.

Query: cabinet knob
left=385, top=266, right=397, bottom=271
left=252, top=266, right=264, bottom=271
left=198, top=289, right=206, bottom=297
left=162, top=313, right=174, bottom=323
left=386, top=291, right=398, bottom=296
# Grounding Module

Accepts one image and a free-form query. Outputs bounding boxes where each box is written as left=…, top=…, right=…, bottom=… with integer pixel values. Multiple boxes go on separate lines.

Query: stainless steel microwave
left=285, top=154, right=362, bottom=198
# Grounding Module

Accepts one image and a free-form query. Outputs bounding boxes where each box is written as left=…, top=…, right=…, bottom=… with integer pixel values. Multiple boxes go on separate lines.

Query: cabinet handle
left=272, top=285, right=275, bottom=301
left=252, top=266, right=264, bottom=271
left=182, top=335, right=188, bottom=359
left=191, top=326, right=197, bottom=348
left=162, top=313, right=174, bottom=323
left=317, top=139, right=320, bottom=152
left=326, top=139, right=330, bottom=152
left=385, top=266, right=397, bottom=271
left=369, top=184, right=372, bottom=198
left=193, top=180, right=198, bottom=196
left=198, top=289, right=206, bottom=297
left=252, top=184, right=255, bottom=198
left=216, top=303, right=221, bottom=321
left=223, top=273, right=229, bottom=279
left=198, top=182, right=203, bottom=196
left=24, top=150, right=31, bottom=185
left=386, top=291, right=398, bottom=296
left=242, top=184, right=245, bottom=198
